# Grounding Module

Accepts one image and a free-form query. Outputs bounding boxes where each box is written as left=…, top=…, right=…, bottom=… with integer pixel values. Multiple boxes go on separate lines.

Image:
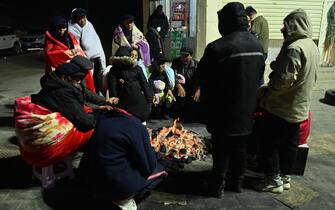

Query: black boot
left=225, top=180, right=243, bottom=193
left=208, top=173, right=225, bottom=198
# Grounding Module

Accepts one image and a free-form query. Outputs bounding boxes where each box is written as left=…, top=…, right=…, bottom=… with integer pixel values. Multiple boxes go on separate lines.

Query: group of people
left=199, top=2, right=318, bottom=197
left=14, top=2, right=319, bottom=209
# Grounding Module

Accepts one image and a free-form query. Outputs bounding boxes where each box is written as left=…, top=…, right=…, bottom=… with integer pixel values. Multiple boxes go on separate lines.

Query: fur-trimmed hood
left=109, top=56, right=137, bottom=68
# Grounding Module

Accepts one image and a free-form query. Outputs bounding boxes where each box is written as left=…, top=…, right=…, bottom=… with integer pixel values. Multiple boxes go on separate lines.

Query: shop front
left=147, top=0, right=198, bottom=61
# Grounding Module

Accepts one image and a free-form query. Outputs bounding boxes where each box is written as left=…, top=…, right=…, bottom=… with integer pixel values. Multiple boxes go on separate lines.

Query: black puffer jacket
left=108, top=56, right=153, bottom=121
left=198, top=2, right=265, bottom=136
left=31, top=72, right=106, bottom=132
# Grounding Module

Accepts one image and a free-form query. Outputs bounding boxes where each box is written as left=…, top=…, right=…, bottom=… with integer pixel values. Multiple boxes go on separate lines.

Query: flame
left=149, top=118, right=206, bottom=160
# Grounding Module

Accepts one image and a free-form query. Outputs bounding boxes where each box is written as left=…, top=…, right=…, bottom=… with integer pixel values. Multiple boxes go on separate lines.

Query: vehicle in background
left=20, top=27, right=46, bottom=50
left=0, top=26, right=22, bottom=54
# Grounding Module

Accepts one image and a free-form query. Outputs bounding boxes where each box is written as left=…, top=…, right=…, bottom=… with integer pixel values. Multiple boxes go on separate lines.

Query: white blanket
left=68, top=20, right=106, bottom=71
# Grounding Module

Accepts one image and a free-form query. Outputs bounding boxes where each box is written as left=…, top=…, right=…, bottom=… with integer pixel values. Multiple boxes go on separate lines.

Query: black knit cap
left=180, top=46, right=193, bottom=56
left=50, top=16, right=67, bottom=30
left=70, top=55, right=93, bottom=70
left=55, top=63, right=86, bottom=79
left=115, top=46, right=132, bottom=57
left=72, top=8, right=87, bottom=18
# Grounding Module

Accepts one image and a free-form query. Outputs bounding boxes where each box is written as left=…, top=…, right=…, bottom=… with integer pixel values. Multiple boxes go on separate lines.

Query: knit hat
left=180, top=46, right=193, bottom=56
left=55, top=63, right=86, bottom=79
left=50, top=16, right=68, bottom=30
left=70, top=55, right=93, bottom=70
left=115, top=46, right=132, bottom=57
left=72, top=8, right=87, bottom=18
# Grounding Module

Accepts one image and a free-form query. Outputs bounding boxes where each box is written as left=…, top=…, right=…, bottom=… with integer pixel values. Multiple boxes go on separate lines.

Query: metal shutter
left=220, top=0, right=324, bottom=39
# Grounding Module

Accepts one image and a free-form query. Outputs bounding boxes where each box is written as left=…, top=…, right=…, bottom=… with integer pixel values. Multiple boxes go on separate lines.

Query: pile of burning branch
left=149, top=119, right=208, bottom=163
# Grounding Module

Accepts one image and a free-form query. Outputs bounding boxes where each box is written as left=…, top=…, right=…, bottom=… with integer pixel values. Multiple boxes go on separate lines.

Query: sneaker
left=282, top=175, right=291, bottom=190
left=113, top=198, right=137, bottom=210
left=252, top=175, right=284, bottom=193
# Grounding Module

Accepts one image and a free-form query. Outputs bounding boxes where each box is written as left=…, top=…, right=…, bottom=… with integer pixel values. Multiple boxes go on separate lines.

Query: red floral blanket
left=14, top=96, right=93, bottom=167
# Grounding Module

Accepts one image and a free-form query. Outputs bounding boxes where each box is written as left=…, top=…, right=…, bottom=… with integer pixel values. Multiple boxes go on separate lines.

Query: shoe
left=113, top=198, right=137, bottom=210
left=134, top=191, right=151, bottom=204
left=208, top=174, right=225, bottom=198
left=225, top=181, right=243, bottom=193
left=252, top=175, right=284, bottom=193
left=282, top=175, right=291, bottom=190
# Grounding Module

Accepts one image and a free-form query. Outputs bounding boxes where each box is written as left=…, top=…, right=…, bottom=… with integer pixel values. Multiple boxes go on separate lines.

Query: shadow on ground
left=0, top=116, right=14, bottom=127
left=0, top=156, right=37, bottom=189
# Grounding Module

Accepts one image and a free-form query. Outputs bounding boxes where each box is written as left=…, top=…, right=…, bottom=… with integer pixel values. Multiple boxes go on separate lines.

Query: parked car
left=0, top=26, right=22, bottom=54
left=20, top=27, right=46, bottom=50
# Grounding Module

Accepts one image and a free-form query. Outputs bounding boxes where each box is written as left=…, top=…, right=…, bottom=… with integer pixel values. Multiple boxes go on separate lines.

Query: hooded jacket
left=31, top=72, right=106, bottom=132
left=261, top=9, right=319, bottom=123
left=108, top=50, right=153, bottom=121
left=198, top=2, right=264, bottom=136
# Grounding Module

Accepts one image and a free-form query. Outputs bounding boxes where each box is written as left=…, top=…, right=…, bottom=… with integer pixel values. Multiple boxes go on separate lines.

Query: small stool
left=32, top=156, right=74, bottom=189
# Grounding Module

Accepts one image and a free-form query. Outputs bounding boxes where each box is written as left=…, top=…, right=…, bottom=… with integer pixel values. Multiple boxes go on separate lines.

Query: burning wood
left=149, top=119, right=207, bottom=162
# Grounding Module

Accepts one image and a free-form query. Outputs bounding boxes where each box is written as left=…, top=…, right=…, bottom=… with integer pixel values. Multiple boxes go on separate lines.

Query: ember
left=149, top=119, right=207, bottom=162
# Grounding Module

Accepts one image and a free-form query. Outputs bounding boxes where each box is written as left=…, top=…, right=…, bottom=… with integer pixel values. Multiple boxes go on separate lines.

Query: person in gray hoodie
left=252, top=8, right=319, bottom=193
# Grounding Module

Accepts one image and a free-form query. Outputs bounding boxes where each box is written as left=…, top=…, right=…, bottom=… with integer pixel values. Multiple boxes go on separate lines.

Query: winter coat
left=86, top=110, right=157, bottom=200
left=171, top=57, right=199, bottom=94
left=108, top=56, right=153, bottom=121
left=198, top=2, right=264, bottom=136
left=251, top=14, right=269, bottom=53
left=148, top=11, right=169, bottom=38
left=31, top=72, right=106, bottom=132
left=44, top=31, right=96, bottom=93
left=146, top=27, right=164, bottom=61
left=260, top=9, right=319, bottom=123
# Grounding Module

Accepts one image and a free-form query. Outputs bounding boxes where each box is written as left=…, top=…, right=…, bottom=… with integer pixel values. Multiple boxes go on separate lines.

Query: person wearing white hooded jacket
left=68, top=8, right=106, bottom=94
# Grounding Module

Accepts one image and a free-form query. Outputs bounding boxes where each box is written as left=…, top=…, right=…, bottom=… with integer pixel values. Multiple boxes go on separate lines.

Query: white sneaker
left=113, top=198, right=137, bottom=210
left=252, top=175, right=284, bottom=193
left=282, top=175, right=291, bottom=190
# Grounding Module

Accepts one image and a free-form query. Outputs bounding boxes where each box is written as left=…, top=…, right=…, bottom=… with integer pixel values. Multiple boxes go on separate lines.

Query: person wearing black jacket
left=80, top=109, right=167, bottom=209
left=31, top=56, right=118, bottom=132
left=198, top=2, right=264, bottom=197
left=108, top=46, right=153, bottom=122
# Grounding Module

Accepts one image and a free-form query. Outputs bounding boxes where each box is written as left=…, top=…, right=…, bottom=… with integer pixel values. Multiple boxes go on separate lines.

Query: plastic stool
left=32, top=156, right=74, bottom=189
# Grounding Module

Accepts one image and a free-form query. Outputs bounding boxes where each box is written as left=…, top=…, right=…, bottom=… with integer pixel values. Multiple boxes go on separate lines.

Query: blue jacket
left=86, top=110, right=157, bottom=200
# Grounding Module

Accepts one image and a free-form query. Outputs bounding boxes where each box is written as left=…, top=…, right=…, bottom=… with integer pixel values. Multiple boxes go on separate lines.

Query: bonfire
left=149, top=119, right=207, bottom=162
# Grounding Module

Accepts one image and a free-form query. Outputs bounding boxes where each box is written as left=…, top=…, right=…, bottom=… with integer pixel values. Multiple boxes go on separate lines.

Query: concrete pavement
left=0, top=52, right=335, bottom=209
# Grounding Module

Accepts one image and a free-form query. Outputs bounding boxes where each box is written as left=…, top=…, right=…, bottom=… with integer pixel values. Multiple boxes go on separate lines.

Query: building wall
left=197, top=0, right=328, bottom=63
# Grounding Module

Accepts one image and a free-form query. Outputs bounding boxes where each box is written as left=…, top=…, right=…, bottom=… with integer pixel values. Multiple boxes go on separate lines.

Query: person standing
left=112, top=15, right=151, bottom=67
left=252, top=9, right=319, bottom=193
left=146, top=19, right=164, bottom=62
left=44, top=16, right=96, bottom=93
left=108, top=46, right=153, bottom=123
left=148, top=5, right=169, bottom=40
left=198, top=2, right=264, bottom=197
left=322, top=2, right=335, bottom=67
left=245, top=6, right=269, bottom=86
left=68, top=8, right=106, bottom=94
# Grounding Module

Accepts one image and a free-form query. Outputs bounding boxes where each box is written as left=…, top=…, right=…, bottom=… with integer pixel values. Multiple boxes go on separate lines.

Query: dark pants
left=211, top=134, right=248, bottom=183
left=172, top=95, right=200, bottom=122
left=258, top=53, right=268, bottom=87
left=255, top=112, right=300, bottom=176
left=92, top=57, right=103, bottom=93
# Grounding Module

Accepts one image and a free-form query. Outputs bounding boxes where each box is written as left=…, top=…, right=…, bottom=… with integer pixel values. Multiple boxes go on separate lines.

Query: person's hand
left=131, top=43, right=138, bottom=49
left=167, top=90, right=176, bottom=102
left=192, top=88, right=200, bottom=102
left=106, top=97, right=119, bottom=105
left=70, top=49, right=77, bottom=56
left=118, top=79, right=124, bottom=84
left=176, top=83, right=186, bottom=97
left=98, top=105, right=113, bottom=110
